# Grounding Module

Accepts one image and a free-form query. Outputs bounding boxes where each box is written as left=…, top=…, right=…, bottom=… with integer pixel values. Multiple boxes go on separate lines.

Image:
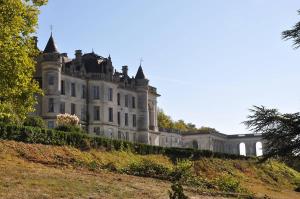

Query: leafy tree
left=158, top=108, right=174, bottom=130
left=0, top=0, right=47, bottom=123
left=23, top=115, right=45, bottom=128
left=282, top=9, right=300, bottom=48
left=244, top=106, right=300, bottom=160
left=173, top=120, right=188, bottom=132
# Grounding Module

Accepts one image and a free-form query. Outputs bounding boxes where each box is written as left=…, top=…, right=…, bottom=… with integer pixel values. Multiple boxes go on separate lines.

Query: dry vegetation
left=0, top=140, right=299, bottom=199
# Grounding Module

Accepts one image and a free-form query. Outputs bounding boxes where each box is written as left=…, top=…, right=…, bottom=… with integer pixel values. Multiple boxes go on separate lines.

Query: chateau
left=35, top=34, right=264, bottom=156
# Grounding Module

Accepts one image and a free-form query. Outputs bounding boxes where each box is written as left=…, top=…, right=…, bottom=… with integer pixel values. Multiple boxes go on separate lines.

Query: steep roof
left=43, top=34, right=59, bottom=53
left=135, top=65, right=145, bottom=79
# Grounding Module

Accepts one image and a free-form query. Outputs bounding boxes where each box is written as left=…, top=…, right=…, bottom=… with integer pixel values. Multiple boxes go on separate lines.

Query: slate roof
left=43, top=34, right=59, bottom=53
left=135, top=65, right=145, bottom=79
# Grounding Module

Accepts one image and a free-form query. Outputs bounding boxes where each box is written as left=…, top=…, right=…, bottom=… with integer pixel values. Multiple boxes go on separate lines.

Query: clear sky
left=37, top=0, right=300, bottom=134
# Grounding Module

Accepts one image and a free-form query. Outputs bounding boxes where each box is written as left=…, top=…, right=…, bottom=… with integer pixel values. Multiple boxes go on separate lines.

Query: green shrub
left=122, top=159, right=172, bottom=180
left=214, top=174, right=242, bottom=193
left=169, top=182, right=188, bottom=199
left=55, top=124, right=86, bottom=134
left=23, top=116, right=45, bottom=128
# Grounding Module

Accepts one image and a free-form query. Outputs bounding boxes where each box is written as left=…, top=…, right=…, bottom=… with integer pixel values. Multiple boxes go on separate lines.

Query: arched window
left=239, top=143, right=246, bottom=156
left=256, top=142, right=263, bottom=156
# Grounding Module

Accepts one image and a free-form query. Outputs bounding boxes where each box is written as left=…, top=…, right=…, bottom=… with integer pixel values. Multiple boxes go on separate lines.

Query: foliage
left=23, top=115, right=45, bottom=128
left=55, top=124, right=85, bottom=134
left=244, top=106, right=300, bottom=160
left=0, top=0, right=47, bottom=124
left=158, top=108, right=218, bottom=134
left=214, top=174, right=242, bottom=193
left=282, top=10, right=300, bottom=48
left=169, top=182, right=189, bottom=199
left=0, top=122, right=249, bottom=160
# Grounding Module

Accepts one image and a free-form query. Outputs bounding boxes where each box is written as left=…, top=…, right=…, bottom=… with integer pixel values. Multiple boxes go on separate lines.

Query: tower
left=135, top=65, right=149, bottom=143
left=40, top=33, right=62, bottom=128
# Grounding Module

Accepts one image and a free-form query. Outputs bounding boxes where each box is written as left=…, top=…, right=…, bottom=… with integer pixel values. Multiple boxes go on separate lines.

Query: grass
left=0, top=140, right=299, bottom=199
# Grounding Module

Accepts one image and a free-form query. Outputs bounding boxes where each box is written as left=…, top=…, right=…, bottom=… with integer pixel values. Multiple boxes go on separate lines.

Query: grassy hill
left=0, top=140, right=299, bottom=199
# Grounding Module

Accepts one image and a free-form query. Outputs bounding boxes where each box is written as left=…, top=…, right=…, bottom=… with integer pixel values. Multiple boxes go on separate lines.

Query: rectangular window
left=125, top=132, right=129, bottom=141
left=48, top=98, right=54, bottom=112
left=133, top=133, right=137, bottom=142
left=82, top=85, right=86, bottom=99
left=108, top=88, right=113, bottom=101
left=61, top=80, right=65, bottom=95
left=94, top=106, right=100, bottom=121
left=59, top=102, right=65, bottom=113
left=118, top=131, right=122, bottom=139
left=132, top=97, right=136, bottom=108
left=48, top=75, right=54, bottom=85
left=93, top=86, right=100, bottom=99
left=132, top=114, right=136, bottom=127
left=71, top=83, right=76, bottom=97
left=125, top=113, right=128, bottom=126
left=109, top=107, right=113, bottom=122
left=117, top=93, right=120, bottom=105
left=81, top=105, right=86, bottom=121
left=94, top=127, right=100, bottom=135
left=117, top=112, right=120, bottom=125
left=125, top=95, right=128, bottom=107
left=71, top=103, right=76, bottom=115
left=48, top=121, right=54, bottom=128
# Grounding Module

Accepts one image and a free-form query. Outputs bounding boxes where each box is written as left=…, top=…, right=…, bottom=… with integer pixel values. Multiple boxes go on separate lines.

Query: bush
left=55, top=125, right=85, bottom=134
left=214, top=174, right=242, bottom=193
left=169, top=182, right=189, bottom=199
left=23, top=116, right=45, bottom=128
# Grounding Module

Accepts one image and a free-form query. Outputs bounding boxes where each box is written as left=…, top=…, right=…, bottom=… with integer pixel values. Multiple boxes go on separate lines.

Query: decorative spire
left=135, top=65, right=146, bottom=79
left=43, top=33, right=59, bottom=53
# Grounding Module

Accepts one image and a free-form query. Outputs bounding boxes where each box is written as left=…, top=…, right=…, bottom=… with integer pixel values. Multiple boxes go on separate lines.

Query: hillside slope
left=0, top=140, right=299, bottom=199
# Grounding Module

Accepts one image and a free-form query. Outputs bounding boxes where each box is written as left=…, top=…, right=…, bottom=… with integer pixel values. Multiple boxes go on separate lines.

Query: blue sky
left=37, top=0, right=300, bottom=134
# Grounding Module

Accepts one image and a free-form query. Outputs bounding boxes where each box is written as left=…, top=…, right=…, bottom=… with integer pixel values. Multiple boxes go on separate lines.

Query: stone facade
left=34, top=34, right=159, bottom=144
left=34, top=34, right=264, bottom=156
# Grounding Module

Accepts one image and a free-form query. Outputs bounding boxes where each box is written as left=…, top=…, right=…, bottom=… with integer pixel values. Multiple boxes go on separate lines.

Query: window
left=48, top=75, right=54, bottom=85
left=118, top=131, right=122, bottom=139
left=48, top=98, right=54, bottom=112
left=125, top=113, right=128, bottom=126
left=71, top=83, right=76, bottom=97
left=94, top=127, right=100, bottom=135
left=125, top=132, right=129, bottom=141
left=93, top=86, right=100, bottom=99
left=125, top=95, right=128, bottom=107
left=109, top=107, right=113, bottom=122
left=117, top=93, right=120, bottom=105
left=133, top=133, right=137, bottom=142
left=59, top=102, right=65, bottom=113
left=117, top=112, right=120, bottom=125
left=61, top=80, right=65, bottom=95
left=132, top=96, right=136, bottom=108
left=82, top=85, right=86, bottom=99
left=81, top=105, right=86, bottom=121
left=48, top=121, right=54, bottom=128
left=132, top=114, right=136, bottom=127
left=94, top=106, right=100, bottom=121
left=71, top=103, right=76, bottom=115
left=108, top=88, right=113, bottom=101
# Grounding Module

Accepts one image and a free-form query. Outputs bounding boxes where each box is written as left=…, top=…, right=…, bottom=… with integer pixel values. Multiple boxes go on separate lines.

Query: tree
left=158, top=109, right=174, bottom=130
left=0, top=0, right=47, bottom=123
left=244, top=106, right=300, bottom=160
left=282, top=10, right=300, bottom=48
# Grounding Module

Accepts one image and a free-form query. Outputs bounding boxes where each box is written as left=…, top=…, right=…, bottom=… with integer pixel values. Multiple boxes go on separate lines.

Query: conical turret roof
left=135, top=65, right=146, bottom=79
left=43, top=34, right=59, bottom=53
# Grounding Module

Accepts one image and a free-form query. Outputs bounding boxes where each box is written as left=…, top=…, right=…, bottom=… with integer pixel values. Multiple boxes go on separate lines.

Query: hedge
left=0, top=123, right=250, bottom=160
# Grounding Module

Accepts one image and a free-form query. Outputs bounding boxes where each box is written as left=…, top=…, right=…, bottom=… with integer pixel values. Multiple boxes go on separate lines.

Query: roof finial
left=92, top=48, right=94, bottom=53
left=139, top=57, right=144, bottom=66
left=50, top=24, right=53, bottom=35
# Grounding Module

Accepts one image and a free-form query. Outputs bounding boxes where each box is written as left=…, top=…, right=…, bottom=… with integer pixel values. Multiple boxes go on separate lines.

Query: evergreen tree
left=282, top=9, right=300, bottom=48
left=244, top=106, right=300, bottom=160
left=0, top=0, right=47, bottom=123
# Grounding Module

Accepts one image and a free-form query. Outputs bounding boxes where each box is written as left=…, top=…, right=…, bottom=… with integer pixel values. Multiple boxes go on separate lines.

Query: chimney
left=75, top=50, right=82, bottom=59
left=122, top=65, right=128, bottom=76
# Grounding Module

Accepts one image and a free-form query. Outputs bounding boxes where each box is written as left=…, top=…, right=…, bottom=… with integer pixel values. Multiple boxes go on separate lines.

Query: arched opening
left=192, top=140, right=198, bottom=149
left=239, top=142, right=246, bottom=156
left=256, top=142, right=263, bottom=156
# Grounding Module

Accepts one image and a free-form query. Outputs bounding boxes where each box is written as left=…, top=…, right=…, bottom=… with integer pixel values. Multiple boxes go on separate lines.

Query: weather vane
left=140, top=57, right=144, bottom=66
